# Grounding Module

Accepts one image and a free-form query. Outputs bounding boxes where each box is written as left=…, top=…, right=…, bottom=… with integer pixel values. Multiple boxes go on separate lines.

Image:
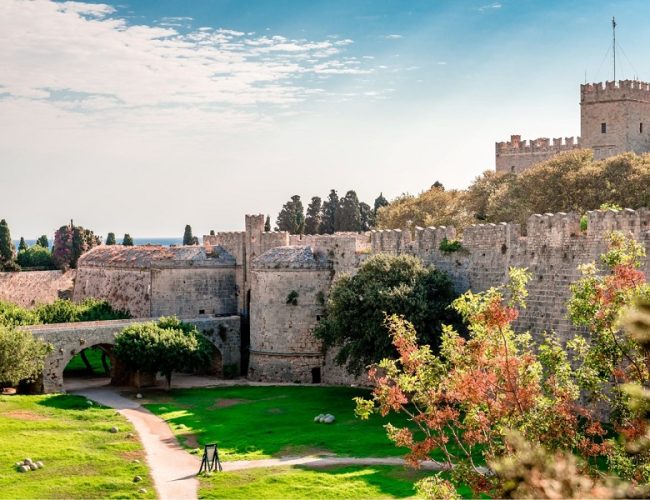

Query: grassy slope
left=144, top=385, right=476, bottom=463
left=0, top=394, right=154, bottom=499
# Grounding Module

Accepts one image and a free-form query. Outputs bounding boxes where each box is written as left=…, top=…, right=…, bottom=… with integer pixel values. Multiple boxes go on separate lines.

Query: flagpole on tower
left=612, top=17, right=616, bottom=81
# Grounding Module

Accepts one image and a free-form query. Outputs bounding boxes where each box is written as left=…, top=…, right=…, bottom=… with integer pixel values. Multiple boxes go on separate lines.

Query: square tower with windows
left=580, top=80, right=650, bottom=160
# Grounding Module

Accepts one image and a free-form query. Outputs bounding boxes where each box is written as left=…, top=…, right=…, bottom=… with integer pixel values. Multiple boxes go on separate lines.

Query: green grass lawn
left=64, top=347, right=110, bottom=376
left=0, top=394, right=154, bottom=499
left=198, top=465, right=478, bottom=499
left=144, top=385, right=478, bottom=464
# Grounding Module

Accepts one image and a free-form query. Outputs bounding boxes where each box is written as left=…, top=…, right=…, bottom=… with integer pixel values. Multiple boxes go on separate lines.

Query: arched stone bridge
left=24, top=316, right=241, bottom=393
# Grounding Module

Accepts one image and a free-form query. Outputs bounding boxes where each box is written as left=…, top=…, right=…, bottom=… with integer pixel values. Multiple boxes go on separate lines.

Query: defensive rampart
left=0, top=270, right=76, bottom=307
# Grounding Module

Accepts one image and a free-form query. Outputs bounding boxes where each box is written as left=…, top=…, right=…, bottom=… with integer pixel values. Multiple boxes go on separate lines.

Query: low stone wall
left=0, top=270, right=75, bottom=307
left=24, top=315, right=241, bottom=393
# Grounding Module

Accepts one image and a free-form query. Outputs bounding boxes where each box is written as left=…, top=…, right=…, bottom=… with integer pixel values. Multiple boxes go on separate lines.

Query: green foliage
left=105, top=232, right=116, bottom=245
left=315, top=253, right=461, bottom=375
left=336, top=190, right=362, bottom=231
left=439, top=237, right=463, bottom=253
left=18, top=237, right=27, bottom=252
left=122, top=233, right=134, bottom=246
left=35, top=235, right=49, bottom=248
left=359, top=202, right=373, bottom=231
left=416, top=475, right=460, bottom=500
left=580, top=214, right=588, bottom=231
left=0, top=299, right=129, bottom=327
left=0, top=326, right=51, bottom=387
left=222, top=363, right=239, bottom=379
left=17, top=244, right=55, bottom=269
left=0, top=219, right=16, bottom=270
left=286, top=290, right=299, bottom=306
left=264, top=216, right=271, bottom=232
left=304, top=196, right=322, bottom=235
left=276, top=195, right=305, bottom=235
left=114, top=317, right=213, bottom=389
left=321, top=189, right=339, bottom=234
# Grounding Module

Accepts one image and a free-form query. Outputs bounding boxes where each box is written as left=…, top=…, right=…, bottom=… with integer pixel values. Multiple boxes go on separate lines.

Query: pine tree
left=337, top=190, right=362, bottom=231
left=36, top=235, right=49, bottom=248
left=264, top=216, right=271, bottom=232
left=374, top=192, right=389, bottom=214
left=0, top=219, right=16, bottom=266
left=183, top=225, right=193, bottom=245
left=52, top=221, right=100, bottom=269
left=106, top=233, right=116, bottom=245
left=321, top=190, right=339, bottom=234
left=122, top=234, right=134, bottom=246
left=209, top=230, right=216, bottom=236
left=18, top=237, right=27, bottom=252
left=276, top=195, right=305, bottom=235
left=304, top=197, right=322, bottom=235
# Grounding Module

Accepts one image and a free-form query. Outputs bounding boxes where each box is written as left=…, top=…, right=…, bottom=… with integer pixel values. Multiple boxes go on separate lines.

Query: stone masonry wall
left=27, top=315, right=241, bottom=393
left=0, top=270, right=76, bottom=307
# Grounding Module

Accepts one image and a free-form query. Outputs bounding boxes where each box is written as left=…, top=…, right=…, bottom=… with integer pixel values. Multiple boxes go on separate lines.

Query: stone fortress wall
left=496, top=79, right=650, bottom=172
left=229, top=209, right=649, bottom=384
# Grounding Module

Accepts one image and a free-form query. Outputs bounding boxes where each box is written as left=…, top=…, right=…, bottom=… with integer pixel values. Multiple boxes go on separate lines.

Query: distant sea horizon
left=13, top=237, right=184, bottom=248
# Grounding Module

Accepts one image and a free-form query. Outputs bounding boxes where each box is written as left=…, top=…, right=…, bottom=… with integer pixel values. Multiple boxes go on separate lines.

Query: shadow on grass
left=37, top=394, right=99, bottom=411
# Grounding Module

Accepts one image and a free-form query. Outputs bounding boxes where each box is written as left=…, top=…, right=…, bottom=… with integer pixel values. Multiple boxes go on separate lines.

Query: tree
left=0, top=219, right=16, bottom=269
left=359, top=202, right=373, bottom=231
left=122, top=234, right=134, bottom=246
left=315, top=253, right=461, bottom=375
left=321, top=190, right=339, bottom=234
left=105, top=233, right=116, bottom=245
left=209, top=229, right=216, bottom=236
left=17, top=245, right=55, bottom=269
left=337, top=190, right=362, bottom=231
left=355, top=268, right=605, bottom=497
left=183, top=225, right=194, bottom=245
left=304, top=197, right=322, bottom=235
left=113, top=317, right=212, bottom=389
left=36, top=235, right=49, bottom=248
left=276, top=195, right=305, bottom=235
left=0, top=326, right=51, bottom=388
left=18, top=237, right=27, bottom=252
left=52, top=220, right=101, bottom=269
left=264, top=216, right=271, bottom=232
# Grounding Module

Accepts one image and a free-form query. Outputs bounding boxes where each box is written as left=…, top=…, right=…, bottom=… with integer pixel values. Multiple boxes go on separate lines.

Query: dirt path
left=221, top=455, right=446, bottom=472
left=75, top=388, right=200, bottom=500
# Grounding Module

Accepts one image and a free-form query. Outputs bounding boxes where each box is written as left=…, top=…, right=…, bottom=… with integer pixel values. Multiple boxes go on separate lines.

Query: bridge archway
left=62, top=343, right=116, bottom=391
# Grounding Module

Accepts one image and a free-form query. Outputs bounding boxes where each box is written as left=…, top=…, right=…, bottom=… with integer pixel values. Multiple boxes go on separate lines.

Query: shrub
left=17, top=245, right=55, bottom=269
left=286, top=290, right=299, bottom=306
left=438, top=237, right=463, bottom=253
left=0, top=326, right=51, bottom=388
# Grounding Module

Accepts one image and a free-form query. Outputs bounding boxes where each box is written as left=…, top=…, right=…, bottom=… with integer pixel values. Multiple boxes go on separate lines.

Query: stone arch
left=60, top=342, right=117, bottom=388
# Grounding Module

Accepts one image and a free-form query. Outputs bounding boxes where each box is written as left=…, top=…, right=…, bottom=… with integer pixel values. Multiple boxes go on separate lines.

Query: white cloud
left=384, top=34, right=403, bottom=40
left=479, top=2, right=502, bottom=12
left=0, top=0, right=376, bottom=131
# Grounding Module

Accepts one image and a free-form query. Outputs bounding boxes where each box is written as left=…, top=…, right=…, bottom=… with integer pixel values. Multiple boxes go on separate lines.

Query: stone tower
left=580, top=80, right=650, bottom=160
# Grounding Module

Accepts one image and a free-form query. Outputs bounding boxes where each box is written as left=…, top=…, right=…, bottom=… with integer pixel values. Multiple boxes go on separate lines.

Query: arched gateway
left=24, top=316, right=241, bottom=393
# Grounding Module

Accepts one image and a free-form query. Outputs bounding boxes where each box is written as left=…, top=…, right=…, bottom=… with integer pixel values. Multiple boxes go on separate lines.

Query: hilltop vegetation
left=376, top=150, right=650, bottom=231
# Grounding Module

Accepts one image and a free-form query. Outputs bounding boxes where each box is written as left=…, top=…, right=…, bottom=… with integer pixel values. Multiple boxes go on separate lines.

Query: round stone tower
left=248, top=246, right=332, bottom=383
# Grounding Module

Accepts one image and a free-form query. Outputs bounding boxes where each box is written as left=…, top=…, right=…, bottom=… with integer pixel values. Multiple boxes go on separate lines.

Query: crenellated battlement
left=496, top=134, right=582, bottom=155
left=581, top=80, right=650, bottom=104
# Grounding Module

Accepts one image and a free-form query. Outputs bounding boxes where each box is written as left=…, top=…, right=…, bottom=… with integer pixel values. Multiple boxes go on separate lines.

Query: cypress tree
left=276, top=195, right=305, bottom=235
left=374, top=192, right=389, bottom=214
left=122, top=234, right=134, bottom=246
left=264, top=216, right=271, bottom=232
left=337, top=190, right=362, bottom=231
left=360, top=202, right=373, bottom=231
left=106, top=232, right=116, bottom=245
left=183, top=225, right=193, bottom=245
left=209, top=230, right=216, bottom=236
left=304, top=197, right=322, bottom=235
left=321, top=190, right=339, bottom=234
left=18, top=237, right=27, bottom=252
left=0, top=219, right=15, bottom=266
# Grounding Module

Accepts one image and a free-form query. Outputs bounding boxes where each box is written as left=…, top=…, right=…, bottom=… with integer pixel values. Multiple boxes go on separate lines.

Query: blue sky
left=2, top=0, right=649, bottom=238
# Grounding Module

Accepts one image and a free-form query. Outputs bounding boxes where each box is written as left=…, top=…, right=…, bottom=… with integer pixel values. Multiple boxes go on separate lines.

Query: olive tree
left=0, top=326, right=51, bottom=388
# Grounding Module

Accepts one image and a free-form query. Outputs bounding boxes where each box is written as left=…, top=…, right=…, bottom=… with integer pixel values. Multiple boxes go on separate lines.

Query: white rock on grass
left=323, top=415, right=335, bottom=424
left=23, top=458, right=33, bottom=465
left=35, top=461, right=44, bottom=469
left=136, top=393, right=143, bottom=399
left=109, top=426, right=119, bottom=433
left=133, top=475, right=143, bottom=483
left=29, top=463, right=38, bottom=471
left=138, top=488, right=147, bottom=494
left=18, top=465, right=30, bottom=473
left=314, top=414, right=324, bottom=422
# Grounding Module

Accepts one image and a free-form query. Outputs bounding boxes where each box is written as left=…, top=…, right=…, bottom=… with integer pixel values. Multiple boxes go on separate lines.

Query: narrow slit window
left=601, top=122, right=607, bottom=133
left=511, top=165, right=515, bottom=173
left=641, top=123, right=644, bottom=134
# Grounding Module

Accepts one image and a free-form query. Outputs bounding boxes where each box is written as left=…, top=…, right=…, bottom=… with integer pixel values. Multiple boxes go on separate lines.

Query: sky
left=2, top=0, right=650, bottom=239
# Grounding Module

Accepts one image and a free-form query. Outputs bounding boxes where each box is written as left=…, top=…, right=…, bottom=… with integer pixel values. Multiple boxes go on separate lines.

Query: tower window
left=601, top=122, right=607, bottom=134
left=641, top=123, right=644, bottom=134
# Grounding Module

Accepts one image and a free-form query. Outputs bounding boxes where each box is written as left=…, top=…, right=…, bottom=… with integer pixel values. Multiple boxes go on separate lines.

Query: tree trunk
left=79, top=349, right=93, bottom=374
left=101, top=352, right=110, bottom=377
left=165, top=372, right=172, bottom=391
